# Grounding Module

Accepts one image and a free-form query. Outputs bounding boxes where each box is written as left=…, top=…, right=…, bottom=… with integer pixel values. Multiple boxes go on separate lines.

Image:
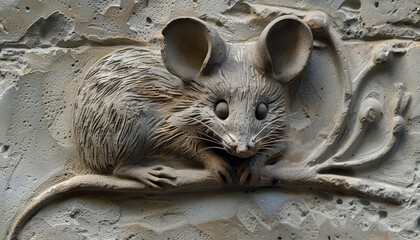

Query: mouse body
left=73, top=16, right=313, bottom=186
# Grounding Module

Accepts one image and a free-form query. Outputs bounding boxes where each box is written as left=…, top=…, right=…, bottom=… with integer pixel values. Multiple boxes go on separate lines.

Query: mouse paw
left=114, top=165, right=178, bottom=189
left=238, top=166, right=261, bottom=186
left=141, top=165, right=178, bottom=189
left=206, top=160, right=236, bottom=184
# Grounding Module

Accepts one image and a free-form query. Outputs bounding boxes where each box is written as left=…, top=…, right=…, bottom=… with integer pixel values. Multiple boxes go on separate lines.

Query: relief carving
left=7, top=10, right=416, bottom=240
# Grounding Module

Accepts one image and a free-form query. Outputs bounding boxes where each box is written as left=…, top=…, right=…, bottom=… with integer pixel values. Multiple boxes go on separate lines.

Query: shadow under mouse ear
left=253, top=15, right=313, bottom=84
left=161, top=17, right=226, bottom=83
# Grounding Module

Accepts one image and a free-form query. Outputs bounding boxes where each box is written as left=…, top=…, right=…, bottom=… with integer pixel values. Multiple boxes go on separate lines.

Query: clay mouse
left=73, top=15, right=313, bottom=186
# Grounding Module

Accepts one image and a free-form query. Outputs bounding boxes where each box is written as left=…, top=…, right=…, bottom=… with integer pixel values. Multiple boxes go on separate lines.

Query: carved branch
left=317, top=132, right=398, bottom=171
left=329, top=97, right=382, bottom=161
left=316, top=83, right=410, bottom=172
left=351, top=44, right=394, bottom=94
left=303, top=13, right=407, bottom=171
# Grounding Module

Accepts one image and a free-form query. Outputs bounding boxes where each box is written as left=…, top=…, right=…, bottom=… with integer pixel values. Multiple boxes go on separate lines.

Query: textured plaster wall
left=0, top=0, right=419, bottom=239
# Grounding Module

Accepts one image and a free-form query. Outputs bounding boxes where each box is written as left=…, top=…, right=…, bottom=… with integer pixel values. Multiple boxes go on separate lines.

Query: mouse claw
left=143, top=178, right=163, bottom=189
left=145, top=165, right=178, bottom=187
left=239, top=168, right=251, bottom=185
left=238, top=165, right=262, bottom=186
left=150, top=165, right=177, bottom=179
left=216, top=168, right=234, bottom=185
left=146, top=174, right=178, bottom=187
left=208, top=161, right=236, bottom=185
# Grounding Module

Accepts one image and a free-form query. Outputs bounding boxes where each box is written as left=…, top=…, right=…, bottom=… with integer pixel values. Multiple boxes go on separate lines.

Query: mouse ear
left=254, top=15, right=313, bottom=84
left=161, top=17, right=226, bottom=83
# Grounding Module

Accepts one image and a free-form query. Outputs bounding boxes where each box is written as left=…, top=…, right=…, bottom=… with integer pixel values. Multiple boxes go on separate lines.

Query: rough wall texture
left=0, top=0, right=419, bottom=239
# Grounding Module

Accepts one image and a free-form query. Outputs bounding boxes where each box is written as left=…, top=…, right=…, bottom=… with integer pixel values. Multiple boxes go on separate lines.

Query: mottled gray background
left=1, top=0, right=419, bottom=239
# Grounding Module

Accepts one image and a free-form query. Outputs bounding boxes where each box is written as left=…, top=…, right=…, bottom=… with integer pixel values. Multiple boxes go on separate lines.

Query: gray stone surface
left=0, top=0, right=419, bottom=239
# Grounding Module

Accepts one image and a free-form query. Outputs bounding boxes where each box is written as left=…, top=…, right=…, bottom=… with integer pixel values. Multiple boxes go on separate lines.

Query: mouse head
left=162, top=16, right=312, bottom=159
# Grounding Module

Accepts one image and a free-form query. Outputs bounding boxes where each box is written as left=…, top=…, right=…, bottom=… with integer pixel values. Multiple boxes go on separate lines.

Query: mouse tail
left=6, top=174, right=147, bottom=240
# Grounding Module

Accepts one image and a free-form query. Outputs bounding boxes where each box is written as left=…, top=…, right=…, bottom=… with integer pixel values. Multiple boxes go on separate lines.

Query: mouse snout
left=225, top=140, right=257, bottom=158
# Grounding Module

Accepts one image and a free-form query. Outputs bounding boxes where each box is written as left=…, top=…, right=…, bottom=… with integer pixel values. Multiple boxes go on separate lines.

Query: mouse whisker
left=252, top=119, right=284, bottom=142
left=252, top=112, right=295, bottom=143
left=197, top=132, right=221, bottom=145
left=209, top=117, right=235, bottom=142
left=259, top=138, right=291, bottom=145
left=258, top=146, right=289, bottom=159
left=282, top=112, right=297, bottom=119
left=196, top=146, right=226, bottom=154
left=262, top=135, right=289, bottom=140
left=254, top=124, right=284, bottom=144
left=185, top=135, right=221, bottom=145
left=255, top=132, right=283, bottom=145
left=189, top=117, right=230, bottom=143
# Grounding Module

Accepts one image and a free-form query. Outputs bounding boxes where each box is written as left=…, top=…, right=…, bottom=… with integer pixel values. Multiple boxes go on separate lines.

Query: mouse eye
left=215, top=100, right=229, bottom=120
left=256, top=102, right=268, bottom=120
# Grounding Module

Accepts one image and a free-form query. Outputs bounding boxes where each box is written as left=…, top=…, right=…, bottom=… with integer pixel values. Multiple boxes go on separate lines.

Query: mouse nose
left=236, top=143, right=248, bottom=153
left=235, top=141, right=256, bottom=157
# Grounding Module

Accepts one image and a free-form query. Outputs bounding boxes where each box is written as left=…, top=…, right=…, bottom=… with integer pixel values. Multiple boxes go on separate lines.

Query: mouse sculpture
left=7, top=15, right=312, bottom=240
left=74, top=15, right=312, bottom=185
